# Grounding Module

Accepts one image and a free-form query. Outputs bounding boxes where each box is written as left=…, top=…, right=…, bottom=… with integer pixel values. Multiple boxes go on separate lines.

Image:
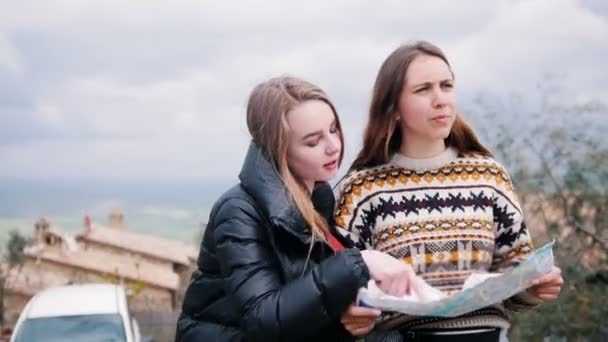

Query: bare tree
left=466, top=81, right=608, bottom=340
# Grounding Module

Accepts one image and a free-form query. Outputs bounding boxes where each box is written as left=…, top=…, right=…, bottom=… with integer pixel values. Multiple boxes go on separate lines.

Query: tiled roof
left=23, top=245, right=180, bottom=290
left=76, top=224, right=197, bottom=266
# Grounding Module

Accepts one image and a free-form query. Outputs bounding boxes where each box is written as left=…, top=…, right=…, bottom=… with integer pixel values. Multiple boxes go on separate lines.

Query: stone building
left=3, top=211, right=198, bottom=324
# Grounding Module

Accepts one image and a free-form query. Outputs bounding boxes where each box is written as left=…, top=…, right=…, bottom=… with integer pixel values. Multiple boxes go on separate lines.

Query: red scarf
left=326, top=233, right=346, bottom=252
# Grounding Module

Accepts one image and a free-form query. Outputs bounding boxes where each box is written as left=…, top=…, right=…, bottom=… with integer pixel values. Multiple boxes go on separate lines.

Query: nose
left=325, top=134, right=341, bottom=156
left=432, top=87, right=448, bottom=109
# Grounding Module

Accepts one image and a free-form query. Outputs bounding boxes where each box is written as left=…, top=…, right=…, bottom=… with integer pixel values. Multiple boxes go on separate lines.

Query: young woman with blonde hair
left=176, top=76, right=422, bottom=342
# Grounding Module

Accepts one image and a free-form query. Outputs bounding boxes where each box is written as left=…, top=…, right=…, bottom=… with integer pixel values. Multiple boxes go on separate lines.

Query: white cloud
left=0, top=0, right=606, bottom=180
left=448, top=0, right=608, bottom=93
left=0, top=34, right=22, bottom=73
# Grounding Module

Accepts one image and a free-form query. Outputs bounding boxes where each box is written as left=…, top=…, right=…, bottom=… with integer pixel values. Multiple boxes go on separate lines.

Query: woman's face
left=286, top=100, right=342, bottom=192
left=397, top=54, right=456, bottom=144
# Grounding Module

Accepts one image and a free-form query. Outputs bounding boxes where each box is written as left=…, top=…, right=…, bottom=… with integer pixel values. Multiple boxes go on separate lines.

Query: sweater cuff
left=505, top=290, right=543, bottom=311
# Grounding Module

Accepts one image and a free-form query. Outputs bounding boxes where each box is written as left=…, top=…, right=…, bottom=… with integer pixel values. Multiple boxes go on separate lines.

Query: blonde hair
left=246, top=76, right=344, bottom=244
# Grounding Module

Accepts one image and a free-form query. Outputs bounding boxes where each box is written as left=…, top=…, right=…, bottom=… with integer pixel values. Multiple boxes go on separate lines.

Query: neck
left=400, top=134, right=446, bottom=158
left=391, top=146, right=458, bottom=171
left=304, top=180, right=314, bottom=195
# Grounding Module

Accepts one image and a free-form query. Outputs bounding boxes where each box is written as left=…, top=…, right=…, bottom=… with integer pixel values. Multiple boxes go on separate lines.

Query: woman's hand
left=527, top=266, right=563, bottom=301
left=340, top=304, right=380, bottom=337
left=361, top=250, right=422, bottom=297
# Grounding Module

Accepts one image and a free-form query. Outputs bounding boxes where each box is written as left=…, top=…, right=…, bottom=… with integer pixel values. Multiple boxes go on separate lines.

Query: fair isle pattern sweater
left=334, top=147, right=539, bottom=330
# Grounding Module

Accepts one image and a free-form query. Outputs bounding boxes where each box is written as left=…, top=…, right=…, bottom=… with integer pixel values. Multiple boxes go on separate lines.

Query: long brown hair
left=246, top=76, right=344, bottom=243
left=350, top=41, right=491, bottom=171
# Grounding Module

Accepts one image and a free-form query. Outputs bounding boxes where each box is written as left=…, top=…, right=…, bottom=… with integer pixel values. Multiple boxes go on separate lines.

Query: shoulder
left=454, top=153, right=511, bottom=177
left=452, top=154, right=514, bottom=190
left=333, top=163, right=399, bottom=197
left=209, top=184, right=263, bottom=228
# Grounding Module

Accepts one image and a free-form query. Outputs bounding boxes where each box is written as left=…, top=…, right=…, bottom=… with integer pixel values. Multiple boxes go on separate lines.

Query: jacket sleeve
left=213, top=198, right=370, bottom=341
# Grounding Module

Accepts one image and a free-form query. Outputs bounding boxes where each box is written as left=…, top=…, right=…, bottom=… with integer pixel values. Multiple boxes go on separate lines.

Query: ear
left=391, top=106, right=401, bottom=122
left=393, top=111, right=401, bottom=121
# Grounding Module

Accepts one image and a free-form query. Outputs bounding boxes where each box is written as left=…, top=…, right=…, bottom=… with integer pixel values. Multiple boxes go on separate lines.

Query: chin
left=429, top=133, right=449, bottom=141
left=437, top=128, right=452, bottom=139
left=317, top=176, right=333, bottom=183
left=319, top=171, right=337, bottom=182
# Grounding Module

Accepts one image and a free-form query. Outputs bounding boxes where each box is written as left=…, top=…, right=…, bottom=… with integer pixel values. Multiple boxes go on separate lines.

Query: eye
left=330, top=125, right=338, bottom=134
left=306, top=140, right=320, bottom=147
left=441, top=82, right=454, bottom=89
left=414, top=86, right=428, bottom=93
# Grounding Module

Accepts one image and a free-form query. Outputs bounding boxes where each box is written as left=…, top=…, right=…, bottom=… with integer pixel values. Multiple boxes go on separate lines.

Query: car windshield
left=14, top=313, right=127, bottom=342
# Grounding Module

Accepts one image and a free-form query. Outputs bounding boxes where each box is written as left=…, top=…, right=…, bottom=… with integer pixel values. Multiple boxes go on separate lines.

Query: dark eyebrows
left=412, top=78, right=454, bottom=89
left=412, top=81, right=432, bottom=89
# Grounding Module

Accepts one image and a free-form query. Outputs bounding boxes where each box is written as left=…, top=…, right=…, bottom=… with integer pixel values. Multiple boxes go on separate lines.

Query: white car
left=10, top=283, right=142, bottom=342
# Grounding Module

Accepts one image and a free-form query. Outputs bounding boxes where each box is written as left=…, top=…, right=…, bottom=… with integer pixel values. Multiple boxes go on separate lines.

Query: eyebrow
left=301, top=120, right=337, bottom=140
left=412, top=78, right=453, bottom=89
left=302, top=131, right=322, bottom=140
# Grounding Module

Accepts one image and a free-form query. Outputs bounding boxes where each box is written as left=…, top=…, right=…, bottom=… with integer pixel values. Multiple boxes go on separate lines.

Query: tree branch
left=523, top=138, right=608, bottom=252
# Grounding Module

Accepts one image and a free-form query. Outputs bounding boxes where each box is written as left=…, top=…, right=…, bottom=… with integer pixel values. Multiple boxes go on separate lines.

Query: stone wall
left=5, top=257, right=175, bottom=321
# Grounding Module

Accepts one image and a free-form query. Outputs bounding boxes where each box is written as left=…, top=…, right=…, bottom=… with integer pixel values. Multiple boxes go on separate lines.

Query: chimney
left=34, top=217, right=50, bottom=244
left=84, top=214, right=92, bottom=234
left=108, top=208, right=125, bottom=230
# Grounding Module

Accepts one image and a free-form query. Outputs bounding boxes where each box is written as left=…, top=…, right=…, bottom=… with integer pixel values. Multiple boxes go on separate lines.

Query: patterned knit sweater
left=334, top=147, right=540, bottom=331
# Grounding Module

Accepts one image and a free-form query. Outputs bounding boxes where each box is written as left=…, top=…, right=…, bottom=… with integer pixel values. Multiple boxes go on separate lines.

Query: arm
left=214, top=199, right=370, bottom=341
left=333, top=174, right=376, bottom=250
left=490, top=164, right=543, bottom=309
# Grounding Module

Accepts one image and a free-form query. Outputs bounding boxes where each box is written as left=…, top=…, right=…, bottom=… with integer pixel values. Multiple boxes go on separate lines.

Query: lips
left=432, top=114, right=450, bottom=120
left=431, top=114, right=451, bottom=124
left=323, top=160, right=338, bottom=170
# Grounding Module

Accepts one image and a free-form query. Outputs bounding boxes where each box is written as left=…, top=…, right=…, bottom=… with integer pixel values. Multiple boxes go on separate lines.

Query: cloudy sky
left=1, top=0, right=607, bottom=182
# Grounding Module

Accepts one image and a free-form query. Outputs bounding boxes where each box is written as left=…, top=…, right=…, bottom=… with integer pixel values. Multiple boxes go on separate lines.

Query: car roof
left=25, top=283, right=123, bottom=318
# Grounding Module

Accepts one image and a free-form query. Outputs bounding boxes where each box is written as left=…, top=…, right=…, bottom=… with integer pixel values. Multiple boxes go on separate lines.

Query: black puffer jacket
left=176, top=143, right=370, bottom=342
